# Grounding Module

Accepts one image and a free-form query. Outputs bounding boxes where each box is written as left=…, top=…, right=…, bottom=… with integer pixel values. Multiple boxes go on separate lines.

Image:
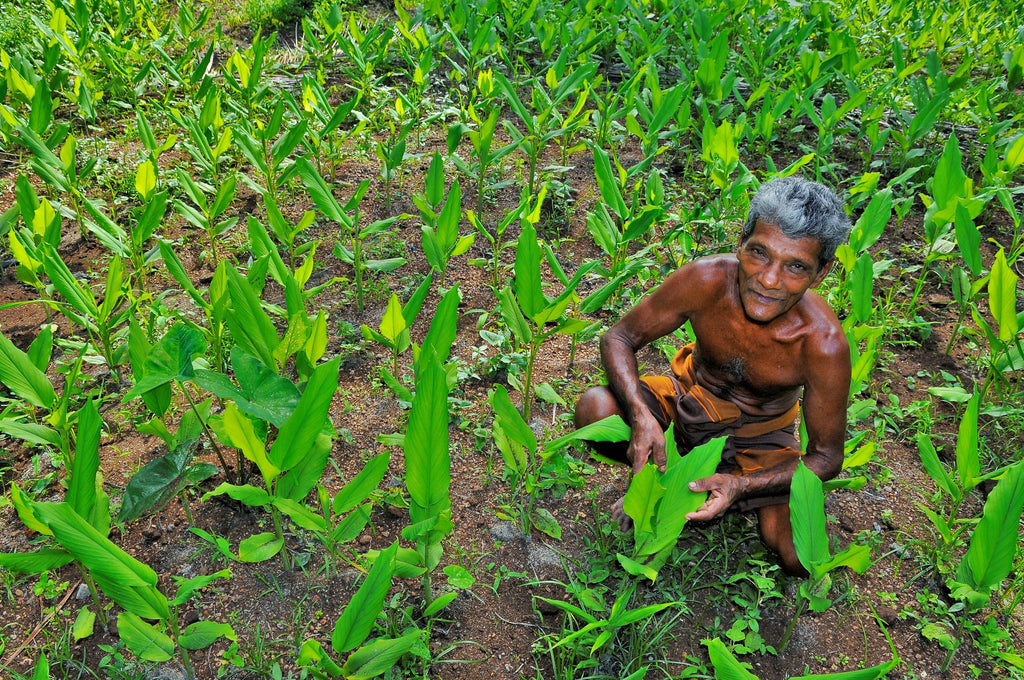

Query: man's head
left=742, top=176, right=850, bottom=271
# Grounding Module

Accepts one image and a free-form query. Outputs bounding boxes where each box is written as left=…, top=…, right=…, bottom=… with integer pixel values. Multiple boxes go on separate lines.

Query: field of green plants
left=0, top=0, right=1022, bottom=677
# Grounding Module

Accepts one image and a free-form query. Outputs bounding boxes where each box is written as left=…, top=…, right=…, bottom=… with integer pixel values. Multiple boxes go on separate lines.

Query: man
left=574, top=176, right=851, bottom=575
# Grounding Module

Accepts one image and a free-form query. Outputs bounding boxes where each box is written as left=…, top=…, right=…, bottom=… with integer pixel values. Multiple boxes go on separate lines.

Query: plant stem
left=179, top=382, right=234, bottom=484
left=78, top=564, right=108, bottom=627
left=271, top=506, right=292, bottom=570
left=778, top=590, right=807, bottom=653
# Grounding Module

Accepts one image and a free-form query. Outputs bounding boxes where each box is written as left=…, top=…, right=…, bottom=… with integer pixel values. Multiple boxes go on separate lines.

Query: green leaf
left=0, top=330, right=56, bottom=408
left=624, top=464, right=665, bottom=536
left=491, top=385, right=537, bottom=453
left=705, top=637, right=759, bottom=679
left=380, top=293, right=406, bottom=343
left=415, top=284, right=460, bottom=377
left=73, top=606, right=95, bottom=641
left=514, top=219, right=544, bottom=319
left=238, top=532, right=283, bottom=562
left=444, top=564, right=475, bottom=589
left=171, top=569, right=232, bottom=606
left=117, top=612, right=174, bottom=662
left=179, top=620, right=235, bottom=650
left=404, top=353, right=451, bottom=538
left=916, top=433, right=959, bottom=500
left=953, top=203, right=981, bottom=277
left=67, top=398, right=101, bottom=522
left=224, top=263, right=280, bottom=370
left=849, top=251, right=873, bottom=324
left=543, top=415, right=631, bottom=452
left=849, top=189, right=891, bottom=253
left=790, top=460, right=830, bottom=570
left=0, top=548, right=73, bottom=573
left=422, top=591, right=458, bottom=616
left=269, top=357, right=340, bottom=472
left=817, top=543, right=872, bottom=574
left=33, top=503, right=169, bottom=621
left=296, top=158, right=347, bottom=224
left=989, top=248, right=1020, bottom=342
left=135, top=160, right=156, bottom=198
left=220, top=403, right=277, bottom=483
left=531, top=507, right=562, bottom=539
left=958, top=460, right=1024, bottom=596
left=955, top=392, right=980, bottom=490
left=203, top=482, right=272, bottom=507
left=341, top=632, right=421, bottom=680
left=333, top=452, right=389, bottom=515
left=333, top=542, right=397, bottom=653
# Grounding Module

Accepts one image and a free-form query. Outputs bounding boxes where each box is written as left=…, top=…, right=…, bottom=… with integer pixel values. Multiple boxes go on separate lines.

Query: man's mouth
left=750, top=290, right=782, bottom=302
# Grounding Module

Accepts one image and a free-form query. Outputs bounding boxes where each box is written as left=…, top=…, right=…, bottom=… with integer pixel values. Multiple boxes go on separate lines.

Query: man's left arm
left=686, top=333, right=851, bottom=520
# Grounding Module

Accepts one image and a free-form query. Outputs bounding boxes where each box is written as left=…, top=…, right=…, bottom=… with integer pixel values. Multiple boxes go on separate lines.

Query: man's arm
left=601, top=264, right=709, bottom=474
left=686, top=327, right=851, bottom=520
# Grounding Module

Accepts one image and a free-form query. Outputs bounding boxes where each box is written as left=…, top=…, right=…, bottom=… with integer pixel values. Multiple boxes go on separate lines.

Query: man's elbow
left=806, top=447, right=843, bottom=481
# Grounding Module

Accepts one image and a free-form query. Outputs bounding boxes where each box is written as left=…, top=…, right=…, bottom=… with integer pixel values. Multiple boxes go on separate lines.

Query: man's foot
left=611, top=496, right=633, bottom=532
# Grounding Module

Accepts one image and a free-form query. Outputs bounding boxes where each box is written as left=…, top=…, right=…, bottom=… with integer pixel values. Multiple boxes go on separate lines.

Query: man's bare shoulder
left=667, top=254, right=735, bottom=293
left=799, top=292, right=850, bottom=366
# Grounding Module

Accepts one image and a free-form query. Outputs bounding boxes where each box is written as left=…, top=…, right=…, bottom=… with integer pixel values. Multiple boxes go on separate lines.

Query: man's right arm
left=599, top=263, right=707, bottom=473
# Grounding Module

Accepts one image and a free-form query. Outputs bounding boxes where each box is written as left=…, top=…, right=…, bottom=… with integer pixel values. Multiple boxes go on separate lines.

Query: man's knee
left=573, top=386, right=622, bottom=430
left=758, top=504, right=807, bottom=577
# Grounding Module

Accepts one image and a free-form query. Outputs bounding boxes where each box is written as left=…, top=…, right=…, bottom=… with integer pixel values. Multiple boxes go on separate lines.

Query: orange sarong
left=639, top=344, right=802, bottom=510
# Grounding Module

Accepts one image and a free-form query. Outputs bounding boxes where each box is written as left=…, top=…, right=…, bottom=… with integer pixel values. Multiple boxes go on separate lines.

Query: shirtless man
left=574, top=176, right=851, bottom=575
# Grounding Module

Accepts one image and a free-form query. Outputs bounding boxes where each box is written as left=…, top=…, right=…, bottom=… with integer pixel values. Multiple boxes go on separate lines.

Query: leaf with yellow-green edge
left=989, top=248, right=1020, bottom=342
left=11, top=484, right=52, bottom=536
left=117, top=612, right=173, bottom=662
left=843, top=441, right=876, bottom=470
left=135, top=159, right=156, bottom=198
left=332, top=542, right=397, bottom=653
left=221, top=402, right=277, bottom=483
left=380, top=293, right=406, bottom=343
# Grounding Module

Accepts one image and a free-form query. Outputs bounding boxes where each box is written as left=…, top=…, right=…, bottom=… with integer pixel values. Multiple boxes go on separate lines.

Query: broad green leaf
left=958, top=460, right=1024, bottom=596
left=33, top=503, right=169, bottom=621
left=171, top=569, right=232, bottom=606
left=269, top=357, right=340, bottom=472
left=415, top=284, right=460, bottom=376
left=117, top=612, right=174, bottom=661
left=273, top=497, right=327, bottom=531
left=404, top=353, right=451, bottom=534
left=67, top=398, right=101, bottom=525
left=849, top=189, right=891, bottom=253
left=203, top=482, right=272, bottom=507
left=706, top=637, right=759, bottom=679
left=514, top=220, right=544, bottom=318
left=221, top=403, right=278, bottom=482
left=0, top=330, right=56, bottom=408
left=531, top=507, right=562, bottom=539
left=444, top=564, right=475, bottom=589
left=953, top=203, right=981, bottom=277
left=238, top=532, right=283, bottom=562
left=491, top=385, right=537, bottom=453
left=624, top=464, right=665, bottom=536
left=341, top=632, right=421, bottom=680
left=916, top=433, right=958, bottom=500
left=955, top=392, right=980, bottom=489
left=297, top=639, right=344, bottom=677
left=790, top=461, right=830, bottom=570
left=135, top=160, right=156, bottom=198
left=422, top=591, right=458, bottom=616
left=296, top=158, right=347, bottom=224
left=849, top=252, right=873, bottom=324
left=817, top=543, right=871, bottom=574
left=0, top=548, right=73, bottom=573
left=73, top=606, right=95, bottom=641
left=333, top=542, right=397, bottom=653
left=380, top=293, right=406, bottom=343
left=543, top=415, right=631, bottom=452
left=333, top=452, right=390, bottom=515
left=794, top=659, right=898, bottom=680
left=0, top=420, right=60, bottom=446
left=616, top=553, right=660, bottom=580
left=179, top=620, right=235, bottom=650
left=224, top=263, right=280, bottom=370
left=989, top=248, right=1020, bottom=342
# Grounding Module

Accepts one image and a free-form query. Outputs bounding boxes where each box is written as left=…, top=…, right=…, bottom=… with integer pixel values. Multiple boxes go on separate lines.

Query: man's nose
left=761, top=263, right=781, bottom=288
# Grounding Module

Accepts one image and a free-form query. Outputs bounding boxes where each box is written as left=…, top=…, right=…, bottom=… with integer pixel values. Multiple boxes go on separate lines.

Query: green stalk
left=353, top=230, right=364, bottom=313
left=179, top=382, right=234, bottom=484
left=521, top=334, right=541, bottom=421
left=78, top=564, right=108, bottom=627
left=271, top=505, right=292, bottom=570
left=778, top=589, right=807, bottom=653
left=169, top=610, right=196, bottom=680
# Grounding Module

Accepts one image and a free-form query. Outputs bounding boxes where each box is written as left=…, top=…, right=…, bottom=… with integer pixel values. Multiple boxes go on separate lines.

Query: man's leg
left=757, top=504, right=808, bottom=576
left=573, top=386, right=630, bottom=463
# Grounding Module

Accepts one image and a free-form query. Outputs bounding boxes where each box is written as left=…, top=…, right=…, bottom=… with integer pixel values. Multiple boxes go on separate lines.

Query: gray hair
left=743, top=176, right=850, bottom=269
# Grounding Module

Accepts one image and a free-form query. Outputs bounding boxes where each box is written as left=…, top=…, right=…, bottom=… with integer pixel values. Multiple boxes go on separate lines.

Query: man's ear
left=811, top=260, right=834, bottom=287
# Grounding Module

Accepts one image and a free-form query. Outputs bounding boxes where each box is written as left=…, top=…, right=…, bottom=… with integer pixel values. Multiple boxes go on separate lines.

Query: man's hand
left=685, top=474, right=745, bottom=521
left=627, top=414, right=667, bottom=474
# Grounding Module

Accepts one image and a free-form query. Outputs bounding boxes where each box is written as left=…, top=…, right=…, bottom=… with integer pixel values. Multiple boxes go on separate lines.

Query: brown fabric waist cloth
left=639, top=343, right=802, bottom=510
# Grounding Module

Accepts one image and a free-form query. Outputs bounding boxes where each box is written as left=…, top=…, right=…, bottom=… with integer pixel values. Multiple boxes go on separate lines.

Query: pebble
left=75, top=583, right=90, bottom=600
left=489, top=521, right=525, bottom=544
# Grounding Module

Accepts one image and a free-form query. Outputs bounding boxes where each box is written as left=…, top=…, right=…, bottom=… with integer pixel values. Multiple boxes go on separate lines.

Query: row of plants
left=0, top=0, right=1021, bottom=676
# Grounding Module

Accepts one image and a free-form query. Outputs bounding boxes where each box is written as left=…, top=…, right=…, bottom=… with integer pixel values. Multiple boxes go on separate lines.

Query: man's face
left=736, top=220, right=831, bottom=323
